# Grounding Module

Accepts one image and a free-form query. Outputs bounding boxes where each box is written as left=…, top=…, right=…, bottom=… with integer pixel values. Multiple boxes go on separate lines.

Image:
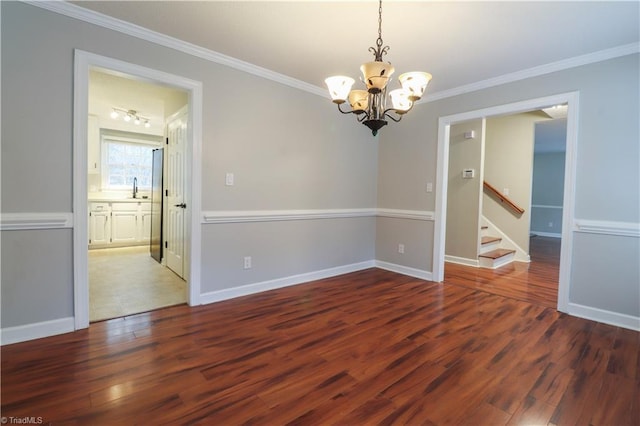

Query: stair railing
left=483, top=181, right=525, bottom=214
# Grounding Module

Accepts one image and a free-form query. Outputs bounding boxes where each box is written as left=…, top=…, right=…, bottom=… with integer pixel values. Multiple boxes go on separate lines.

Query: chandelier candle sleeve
left=324, top=0, right=432, bottom=136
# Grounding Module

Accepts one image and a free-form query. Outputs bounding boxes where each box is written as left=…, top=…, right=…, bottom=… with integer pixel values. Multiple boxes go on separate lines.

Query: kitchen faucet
left=132, top=177, right=138, bottom=198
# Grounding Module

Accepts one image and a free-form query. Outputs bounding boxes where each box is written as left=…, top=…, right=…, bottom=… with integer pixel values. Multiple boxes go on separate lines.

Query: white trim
left=26, top=0, right=326, bottom=99
left=0, top=213, right=73, bottom=230
left=73, top=50, right=203, bottom=330
left=374, top=260, right=432, bottom=281
left=532, top=204, right=563, bottom=210
left=531, top=231, right=562, bottom=239
left=1, top=317, right=75, bottom=346
left=574, top=219, right=640, bottom=238
left=26, top=2, right=637, bottom=104
left=568, top=303, right=640, bottom=332
left=434, top=92, right=580, bottom=317
left=200, top=261, right=375, bottom=305
left=201, top=208, right=435, bottom=224
left=444, top=255, right=479, bottom=268
left=422, top=43, right=639, bottom=102
left=377, top=209, right=435, bottom=221
left=202, top=208, right=376, bottom=224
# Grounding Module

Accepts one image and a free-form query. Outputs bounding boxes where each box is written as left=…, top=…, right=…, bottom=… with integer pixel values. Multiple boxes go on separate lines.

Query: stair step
left=481, top=236, right=501, bottom=246
left=478, top=248, right=515, bottom=260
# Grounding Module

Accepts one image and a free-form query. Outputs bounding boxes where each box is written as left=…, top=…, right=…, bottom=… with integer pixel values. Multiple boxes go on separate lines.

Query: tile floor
left=89, top=246, right=187, bottom=322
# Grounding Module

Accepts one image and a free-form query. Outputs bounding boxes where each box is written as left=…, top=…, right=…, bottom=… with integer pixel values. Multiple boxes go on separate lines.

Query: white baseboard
left=374, top=260, right=432, bottom=281
left=200, top=261, right=376, bottom=305
left=1, top=317, right=75, bottom=346
left=444, top=255, right=479, bottom=267
left=531, top=231, right=562, bottom=238
left=568, top=302, right=640, bottom=331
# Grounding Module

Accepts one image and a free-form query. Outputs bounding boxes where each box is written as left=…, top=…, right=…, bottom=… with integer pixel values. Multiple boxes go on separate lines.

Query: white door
left=166, top=108, right=188, bottom=278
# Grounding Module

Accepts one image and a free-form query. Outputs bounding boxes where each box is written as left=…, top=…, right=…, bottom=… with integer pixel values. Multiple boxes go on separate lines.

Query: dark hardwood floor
left=2, top=265, right=638, bottom=425
left=445, top=236, right=561, bottom=309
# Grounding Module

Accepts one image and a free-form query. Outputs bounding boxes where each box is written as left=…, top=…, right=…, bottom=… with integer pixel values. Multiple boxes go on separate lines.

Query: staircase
left=478, top=226, right=515, bottom=269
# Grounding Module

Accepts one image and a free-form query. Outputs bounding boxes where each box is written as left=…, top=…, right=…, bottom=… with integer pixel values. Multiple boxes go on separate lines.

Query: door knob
left=174, top=203, right=187, bottom=208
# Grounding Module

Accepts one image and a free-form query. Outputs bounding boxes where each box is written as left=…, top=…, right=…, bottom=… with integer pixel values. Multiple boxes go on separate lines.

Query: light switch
left=225, top=172, right=234, bottom=186
left=426, top=182, right=433, bottom=193
left=464, top=130, right=476, bottom=139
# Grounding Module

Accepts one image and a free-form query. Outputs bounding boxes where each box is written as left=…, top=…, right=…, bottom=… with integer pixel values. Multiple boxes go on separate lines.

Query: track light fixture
left=110, top=108, right=151, bottom=128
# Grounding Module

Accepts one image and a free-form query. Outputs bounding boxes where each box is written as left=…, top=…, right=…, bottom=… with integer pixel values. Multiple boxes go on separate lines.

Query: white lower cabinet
left=89, top=201, right=151, bottom=248
left=88, top=203, right=111, bottom=246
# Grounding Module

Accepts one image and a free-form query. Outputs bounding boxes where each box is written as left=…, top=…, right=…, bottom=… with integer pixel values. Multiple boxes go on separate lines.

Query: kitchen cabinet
left=111, top=203, right=138, bottom=245
left=89, top=201, right=151, bottom=248
left=88, top=114, right=100, bottom=175
left=138, top=202, right=152, bottom=243
left=88, top=203, right=110, bottom=246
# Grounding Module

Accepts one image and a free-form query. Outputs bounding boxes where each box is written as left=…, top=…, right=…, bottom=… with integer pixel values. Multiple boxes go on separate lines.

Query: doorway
left=73, top=50, right=203, bottom=330
left=87, top=70, right=189, bottom=321
left=433, top=92, right=579, bottom=313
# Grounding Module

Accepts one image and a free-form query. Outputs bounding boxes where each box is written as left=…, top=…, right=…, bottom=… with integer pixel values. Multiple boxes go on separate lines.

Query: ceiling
left=70, top=1, right=639, bottom=98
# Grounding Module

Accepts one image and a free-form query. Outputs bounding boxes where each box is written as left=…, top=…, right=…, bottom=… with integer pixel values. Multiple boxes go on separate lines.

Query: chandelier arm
left=383, top=110, right=403, bottom=123
left=357, top=113, right=369, bottom=123
left=337, top=103, right=355, bottom=115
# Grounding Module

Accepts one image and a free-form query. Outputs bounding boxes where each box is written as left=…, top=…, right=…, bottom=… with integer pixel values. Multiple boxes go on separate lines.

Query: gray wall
left=531, top=151, right=566, bottom=235
left=1, top=2, right=376, bottom=328
left=445, top=120, right=483, bottom=261
left=377, top=53, right=640, bottom=318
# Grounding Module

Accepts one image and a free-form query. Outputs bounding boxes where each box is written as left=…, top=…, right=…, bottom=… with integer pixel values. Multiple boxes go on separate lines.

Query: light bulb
left=124, top=114, right=131, bottom=122
left=144, top=121, right=150, bottom=128
left=134, top=117, right=141, bottom=125
left=110, top=110, right=119, bottom=119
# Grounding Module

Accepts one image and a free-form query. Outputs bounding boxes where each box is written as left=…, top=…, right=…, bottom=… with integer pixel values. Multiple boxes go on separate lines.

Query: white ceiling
left=70, top=1, right=639, bottom=97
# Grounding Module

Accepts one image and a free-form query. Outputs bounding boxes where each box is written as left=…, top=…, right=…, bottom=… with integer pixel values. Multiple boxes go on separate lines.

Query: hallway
left=444, top=236, right=560, bottom=308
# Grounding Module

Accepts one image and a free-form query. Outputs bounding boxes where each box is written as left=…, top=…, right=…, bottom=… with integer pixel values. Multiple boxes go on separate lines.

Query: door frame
left=73, top=50, right=203, bottom=329
left=433, top=92, right=579, bottom=313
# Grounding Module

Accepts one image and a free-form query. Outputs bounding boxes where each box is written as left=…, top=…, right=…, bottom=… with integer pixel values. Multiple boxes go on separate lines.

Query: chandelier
left=325, top=0, right=432, bottom=136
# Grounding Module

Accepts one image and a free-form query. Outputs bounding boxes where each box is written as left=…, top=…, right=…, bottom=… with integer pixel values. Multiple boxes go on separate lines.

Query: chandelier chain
left=377, top=0, right=383, bottom=48
left=369, top=0, right=389, bottom=61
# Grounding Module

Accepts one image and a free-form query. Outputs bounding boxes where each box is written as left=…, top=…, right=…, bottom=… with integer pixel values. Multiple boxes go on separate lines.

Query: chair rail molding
left=574, top=219, right=640, bottom=238
left=201, top=208, right=434, bottom=224
left=0, top=213, right=73, bottom=231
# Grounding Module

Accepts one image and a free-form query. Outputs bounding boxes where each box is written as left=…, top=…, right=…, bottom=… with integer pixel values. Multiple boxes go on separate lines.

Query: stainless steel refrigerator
left=150, top=148, right=163, bottom=263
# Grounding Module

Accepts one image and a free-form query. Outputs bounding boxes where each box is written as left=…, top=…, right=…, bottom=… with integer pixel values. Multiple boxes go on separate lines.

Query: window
left=101, top=134, right=161, bottom=191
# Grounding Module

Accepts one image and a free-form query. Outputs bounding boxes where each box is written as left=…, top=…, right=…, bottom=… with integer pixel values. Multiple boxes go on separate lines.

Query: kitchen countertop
left=89, top=197, right=152, bottom=203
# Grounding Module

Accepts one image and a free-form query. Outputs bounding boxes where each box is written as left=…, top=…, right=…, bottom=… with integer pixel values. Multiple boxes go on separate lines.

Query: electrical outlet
left=503, top=188, right=510, bottom=196
left=243, top=256, right=252, bottom=269
left=548, top=222, right=553, bottom=228
left=398, top=244, right=405, bottom=254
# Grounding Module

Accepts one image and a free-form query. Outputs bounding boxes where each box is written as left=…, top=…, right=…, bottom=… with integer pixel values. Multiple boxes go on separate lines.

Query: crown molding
left=23, top=0, right=327, bottom=98
left=422, top=42, right=640, bottom=103
left=25, top=1, right=639, bottom=103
